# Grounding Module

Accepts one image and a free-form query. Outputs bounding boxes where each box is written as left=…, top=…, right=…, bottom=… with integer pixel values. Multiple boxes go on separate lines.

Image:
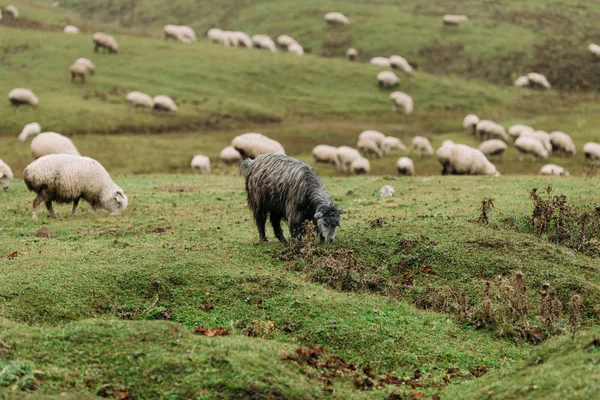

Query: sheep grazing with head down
left=411, top=136, right=434, bottom=157
left=446, top=145, right=500, bottom=176
left=370, top=57, right=390, bottom=68
left=93, top=32, right=119, bottom=53
left=0, top=159, right=13, bottom=190
left=18, top=122, right=42, bottom=143
left=324, top=12, right=349, bottom=26
left=389, top=55, right=413, bottom=74
left=220, top=146, right=242, bottom=165
left=377, top=71, right=399, bottom=88
left=390, top=92, right=413, bottom=115
left=69, top=62, right=88, bottom=83
left=515, top=136, right=548, bottom=161
left=350, top=157, right=370, bottom=175
left=476, top=120, right=509, bottom=142
left=232, top=133, right=285, bottom=159
left=463, top=114, right=479, bottom=135
left=549, top=131, right=576, bottom=156
left=478, top=139, right=507, bottom=161
left=9, top=88, right=38, bottom=108
left=346, top=48, right=357, bottom=61
left=526, top=73, right=551, bottom=90
left=31, top=132, right=80, bottom=159
left=312, top=145, right=338, bottom=165
left=153, top=95, right=177, bottom=112
left=252, top=34, right=277, bottom=52
left=277, top=35, right=296, bottom=48
left=382, top=136, right=406, bottom=155
left=589, top=43, right=600, bottom=57
left=240, top=154, right=346, bottom=243
left=191, top=155, right=211, bottom=174
left=359, top=130, right=386, bottom=148
left=443, top=15, right=468, bottom=26
left=5, top=5, right=18, bottom=18
left=357, top=137, right=382, bottom=158
left=288, top=42, right=304, bottom=56
left=436, top=140, right=455, bottom=174
left=396, top=157, right=415, bottom=176
left=24, top=155, right=127, bottom=220
left=64, top=25, right=79, bottom=34
left=336, top=146, right=361, bottom=172
left=584, top=142, right=600, bottom=166
left=540, top=164, right=569, bottom=176
left=127, top=91, right=154, bottom=110
left=207, top=29, right=230, bottom=46
left=75, top=58, right=95, bottom=74
left=508, top=124, right=534, bottom=140
left=521, top=130, right=552, bottom=152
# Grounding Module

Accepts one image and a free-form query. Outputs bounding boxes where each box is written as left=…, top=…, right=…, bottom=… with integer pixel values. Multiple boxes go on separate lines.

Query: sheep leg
left=270, top=214, right=287, bottom=244
left=45, top=201, right=57, bottom=219
left=32, top=194, right=43, bottom=220
left=290, top=222, right=303, bottom=243
left=94, top=43, right=99, bottom=52
left=69, top=198, right=80, bottom=218
left=254, top=211, right=268, bottom=242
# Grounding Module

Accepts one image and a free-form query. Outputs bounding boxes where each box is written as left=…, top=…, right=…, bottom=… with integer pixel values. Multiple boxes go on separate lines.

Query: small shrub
left=569, top=295, right=583, bottom=338
left=475, top=197, right=495, bottom=225
left=540, top=283, right=563, bottom=333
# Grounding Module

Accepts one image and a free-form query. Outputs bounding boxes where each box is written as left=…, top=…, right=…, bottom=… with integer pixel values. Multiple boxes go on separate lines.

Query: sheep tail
left=239, top=158, right=254, bottom=177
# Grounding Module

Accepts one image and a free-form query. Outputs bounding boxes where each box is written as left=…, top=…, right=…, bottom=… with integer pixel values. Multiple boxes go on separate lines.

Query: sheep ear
left=115, top=192, right=123, bottom=204
left=314, top=212, right=323, bottom=219
left=339, top=209, right=347, bottom=215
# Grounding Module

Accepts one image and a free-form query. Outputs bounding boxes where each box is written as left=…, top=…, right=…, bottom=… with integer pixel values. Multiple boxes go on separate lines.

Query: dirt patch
left=155, top=185, right=198, bottom=193
left=0, top=17, right=61, bottom=31
left=36, top=227, right=56, bottom=238
left=147, top=226, right=172, bottom=234
left=79, top=227, right=120, bottom=235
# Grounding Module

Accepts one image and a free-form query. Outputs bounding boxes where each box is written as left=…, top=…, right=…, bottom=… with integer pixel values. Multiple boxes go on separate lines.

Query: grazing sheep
left=153, top=95, right=177, bottom=112
left=478, top=139, right=507, bottom=161
left=31, top=132, right=80, bottom=159
left=549, top=131, right=576, bottom=156
left=24, top=154, right=127, bottom=220
left=312, top=145, right=338, bottom=165
left=357, top=137, right=382, bottom=158
left=191, top=155, right=211, bottom=174
left=514, top=76, right=530, bottom=88
left=9, top=88, right=38, bottom=108
left=540, top=164, right=569, bottom=176
left=508, top=124, right=534, bottom=140
left=443, top=15, right=468, bottom=25
left=382, top=136, right=406, bottom=155
left=583, top=142, right=600, bottom=165
left=379, top=185, right=395, bottom=198
left=521, top=130, right=552, bottom=152
left=346, top=48, right=357, bottom=61
left=93, top=32, right=119, bottom=53
left=220, top=146, right=242, bottom=165
left=377, top=71, right=399, bottom=88
left=252, top=34, right=277, bottom=52
left=515, top=136, right=548, bottom=161
left=358, top=130, right=386, bottom=148
left=164, top=25, right=196, bottom=44
left=396, top=157, right=415, bottom=176
left=389, top=55, right=413, bottom=74
left=476, top=120, right=509, bottom=142
left=527, top=73, right=551, bottom=90
left=370, top=57, right=391, bottom=68
left=436, top=140, right=455, bottom=175
left=240, top=153, right=346, bottom=243
left=230, top=31, right=253, bottom=48
left=324, top=12, right=349, bottom=26
left=411, top=136, right=434, bottom=157
left=69, top=62, right=88, bottom=83
left=589, top=43, right=600, bottom=57
left=64, top=25, right=79, bottom=34
left=0, top=159, right=13, bottom=190
left=390, top=91, right=413, bottom=115
left=5, top=5, right=18, bottom=18
left=446, top=145, right=500, bottom=176
left=463, top=114, right=479, bottom=135
left=288, top=42, right=304, bottom=56
left=126, top=91, right=154, bottom=110
left=277, top=35, right=296, bottom=47
left=207, top=28, right=230, bottom=46
left=350, top=157, right=370, bottom=175
left=177, top=25, right=197, bottom=42
left=336, top=146, right=361, bottom=172
left=18, top=122, right=41, bottom=143
left=75, top=58, right=95, bottom=74
left=232, top=133, right=285, bottom=159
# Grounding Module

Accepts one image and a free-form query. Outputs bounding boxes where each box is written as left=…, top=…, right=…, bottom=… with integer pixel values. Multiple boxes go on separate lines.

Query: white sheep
left=24, top=154, right=127, bottom=220
left=64, top=25, right=79, bottom=34
left=18, top=122, right=42, bottom=143
left=549, top=131, right=576, bottom=156
left=446, top=145, right=499, bottom=176
left=389, top=55, right=413, bottom=74
left=191, top=155, right=211, bottom=174
left=164, top=25, right=196, bottom=44
left=478, top=139, right=507, bottom=160
left=5, top=5, right=18, bottom=18
left=540, top=164, right=569, bottom=176
left=220, top=146, right=242, bottom=165
left=336, top=146, right=361, bottom=172
left=324, top=12, right=349, bottom=26
left=589, top=43, right=600, bottom=57
left=232, top=133, right=285, bottom=159
left=69, top=62, right=88, bottom=83
left=252, top=34, right=277, bottom=52
left=514, top=76, right=530, bottom=88
left=350, top=157, right=370, bottom=175
left=463, top=114, right=479, bottom=135
left=370, top=57, right=390, bottom=68
left=177, top=26, right=197, bottom=42
left=396, top=157, right=415, bottom=176
left=153, top=95, right=177, bottom=112
left=75, top=58, right=95, bottom=74
left=126, top=91, right=154, bottom=110
left=312, top=145, right=338, bottom=165
left=31, top=132, right=80, bottom=159
left=476, top=120, right=509, bottom=142
left=521, top=130, right=552, bottom=152
left=390, top=92, right=413, bottom=115
left=443, top=15, right=468, bottom=25
left=357, top=137, right=382, bottom=158
left=411, top=136, right=434, bottom=157
left=527, top=73, right=551, bottom=90
left=508, top=124, right=534, bottom=140
left=346, top=48, right=357, bottom=61
left=358, top=130, right=386, bottom=148
left=515, top=136, right=548, bottom=161
left=9, top=88, right=38, bottom=108
left=382, top=136, right=406, bottom=155
left=0, top=159, right=13, bottom=190
left=377, top=71, right=399, bottom=88
left=225, top=31, right=252, bottom=48
left=288, top=42, right=304, bottom=56
left=277, top=35, right=296, bottom=47
left=583, top=142, right=600, bottom=165
left=207, top=28, right=230, bottom=46
left=93, top=32, right=119, bottom=53
left=379, top=185, right=395, bottom=198
left=436, top=140, right=455, bottom=174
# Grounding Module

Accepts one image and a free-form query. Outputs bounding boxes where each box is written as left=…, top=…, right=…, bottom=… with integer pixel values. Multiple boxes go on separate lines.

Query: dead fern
left=475, top=197, right=495, bottom=225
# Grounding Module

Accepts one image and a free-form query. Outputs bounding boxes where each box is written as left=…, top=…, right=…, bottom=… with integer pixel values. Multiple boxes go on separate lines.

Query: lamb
left=93, top=32, right=119, bottom=53
left=69, top=62, right=88, bottom=83
left=589, top=43, right=600, bottom=57
left=18, top=122, right=42, bottom=143
left=358, top=130, right=386, bottom=148
left=346, top=48, right=357, bottom=61
left=288, top=42, right=304, bottom=56
left=583, top=142, right=600, bottom=165
left=370, top=57, right=390, bottom=68
left=5, top=5, right=18, bottom=18
left=378, top=71, right=399, bottom=88
left=336, top=146, right=361, bottom=172
left=126, top=91, right=154, bottom=110
left=463, top=114, right=479, bottom=135
left=476, top=120, right=509, bottom=142
left=443, top=15, right=468, bottom=26
left=379, top=185, right=395, bottom=198
left=324, top=12, right=349, bottom=26
left=153, top=95, right=177, bottom=112
left=390, top=92, right=413, bottom=115
left=75, top=58, right=95, bottom=74
left=549, top=131, right=576, bottom=156
left=31, top=132, right=80, bottom=159
left=191, top=155, right=211, bottom=174
left=277, top=35, right=296, bottom=48
left=220, top=146, right=242, bottom=165
left=240, top=153, right=346, bottom=243
left=252, top=35, right=277, bottom=52
left=527, top=73, right=551, bottom=90
left=381, top=136, right=406, bottom=155
left=350, top=157, right=370, bottom=175
left=389, top=55, right=413, bottom=74
left=540, top=164, right=569, bottom=176
left=24, top=154, right=128, bottom=220
left=396, top=157, right=415, bottom=176
left=9, top=88, right=39, bottom=108
left=508, top=124, right=534, bottom=140
left=411, top=136, right=434, bottom=157
left=478, top=139, right=507, bottom=160
left=521, top=130, right=552, bottom=152
left=232, top=133, right=285, bottom=159
left=514, top=76, right=530, bottom=88
left=515, top=136, right=548, bottom=161
left=446, top=145, right=500, bottom=176
left=0, top=159, right=13, bottom=190
left=357, top=137, right=382, bottom=158
left=436, top=140, right=455, bottom=174
left=312, top=145, right=338, bottom=165
left=64, top=25, right=79, bottom=34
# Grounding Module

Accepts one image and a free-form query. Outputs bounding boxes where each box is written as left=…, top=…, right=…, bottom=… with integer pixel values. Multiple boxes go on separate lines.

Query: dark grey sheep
left=240, top=154, right=345, bottom=243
